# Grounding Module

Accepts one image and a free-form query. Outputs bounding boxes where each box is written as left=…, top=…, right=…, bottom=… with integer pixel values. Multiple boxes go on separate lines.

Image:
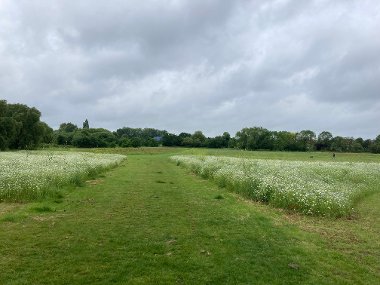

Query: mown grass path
left=0, top=151, right=379, bottom=284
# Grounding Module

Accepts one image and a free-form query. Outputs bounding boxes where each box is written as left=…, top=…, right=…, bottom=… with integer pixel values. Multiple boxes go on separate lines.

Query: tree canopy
left=0, top=100, right=52, bottom=150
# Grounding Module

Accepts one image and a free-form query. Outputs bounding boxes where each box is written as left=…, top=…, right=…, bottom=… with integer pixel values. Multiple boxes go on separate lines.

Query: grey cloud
left=0, top=0, right=379, bottom=138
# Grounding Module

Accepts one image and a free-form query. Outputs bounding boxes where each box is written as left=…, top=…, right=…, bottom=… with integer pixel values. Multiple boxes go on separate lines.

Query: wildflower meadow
left=171, top=155, right=380, bottom=217
left=0, top=151, right=126, bottom=202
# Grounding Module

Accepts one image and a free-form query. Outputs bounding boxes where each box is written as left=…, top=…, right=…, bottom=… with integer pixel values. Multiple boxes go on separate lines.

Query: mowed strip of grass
left=0, top=149, right=379, bottom=284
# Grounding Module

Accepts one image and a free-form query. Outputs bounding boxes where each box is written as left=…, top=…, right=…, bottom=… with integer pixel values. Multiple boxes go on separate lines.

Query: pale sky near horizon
left=1, top=0, right=379, bottom=138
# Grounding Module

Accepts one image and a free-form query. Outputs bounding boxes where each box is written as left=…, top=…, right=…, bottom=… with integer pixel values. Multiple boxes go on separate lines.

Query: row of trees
left=0, top=100, right=52, bottom=150
left=54, top=124, right=166, bottom=148
left=234, top=127, right=380, bottom=153
left=162, top=131, right=233, bottom=148
left=1, top=101, right=379, bottom=153
left=160, top=128, right=380, bottom=153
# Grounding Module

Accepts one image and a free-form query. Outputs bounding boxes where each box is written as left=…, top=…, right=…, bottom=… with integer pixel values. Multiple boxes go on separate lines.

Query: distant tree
left=0, top=117, right=18, bottom=150
left=130, top=137, right=142, bottom=148
left=362, top=139, right=373, bottom=152
left=330, top=136, right=359, bottom=152
left=351, top=141, right=364, bottom=153
left=178, top=132, right=191, bottom=146
left=316, top=131, right=333, bottom=151
left=90, top=128, right=117, bottom=147
left=222, top=132, right=231, bottom=148
left=162, top=133, right=181, bottom=146
left=191, top=131, right=206, bottom=147
left=115, top=127, right=167, bottom=147
left=54, top=122, right=78, bottom=145
left=178, top=132, right=191, bottom=139
left=235, top=127, right=273, bottom=150
left=72, top=130, right=94, bottom=148
left=272, top=131, right=297, bottom=151
left=83, top=119, right=89, bottom=129
left=59, top=122, right=78, bottom=133
left=295, top=130, right=316, bottom=151
left=142, top=137, right=159, bottom=147
left=370, top=135, right=380, bottom=153
left=3, top=103, right=46, bottom=149
left=228, top=137, right=237, bottom=148
left=207, top=136, right=225, bottom=148
left=182, top=137, right=194, bottom=147
left=40, top=122, right=54, bottom=144
left=119, top=137, right=132, bottom=148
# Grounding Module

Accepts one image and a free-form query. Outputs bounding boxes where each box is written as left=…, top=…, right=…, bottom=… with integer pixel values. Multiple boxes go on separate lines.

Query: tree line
left=1, top=100, right=380, bottom=153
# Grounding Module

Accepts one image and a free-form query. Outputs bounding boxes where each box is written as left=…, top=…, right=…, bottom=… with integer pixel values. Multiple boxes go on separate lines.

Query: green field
left=0, top=148, right=379, bottom=284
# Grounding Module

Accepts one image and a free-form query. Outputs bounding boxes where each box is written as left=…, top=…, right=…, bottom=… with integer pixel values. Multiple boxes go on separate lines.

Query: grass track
left=0, top=149, right=379, bottom=284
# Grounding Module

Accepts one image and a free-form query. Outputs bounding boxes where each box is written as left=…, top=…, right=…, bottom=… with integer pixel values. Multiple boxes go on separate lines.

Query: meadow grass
left=171, top=155, right=380, bottom=217
left=0, top=148, right=379, bottom=284
left=0, top=151, right=125, bottom=202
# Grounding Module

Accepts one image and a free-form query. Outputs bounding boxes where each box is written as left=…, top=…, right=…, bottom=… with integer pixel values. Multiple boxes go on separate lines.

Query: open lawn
left=0, top=148, right=379, bottom=284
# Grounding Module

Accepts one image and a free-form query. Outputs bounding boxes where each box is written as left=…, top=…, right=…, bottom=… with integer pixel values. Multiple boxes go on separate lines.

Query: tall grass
left=171, top=155, right=380, bottom=217
left=0, top=151, right=126, bottom=202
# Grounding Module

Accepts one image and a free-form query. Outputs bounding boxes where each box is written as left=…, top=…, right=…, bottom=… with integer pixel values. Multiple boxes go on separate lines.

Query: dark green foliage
left=233, top=127, right=380, bottom=153
left=235, top=127, right=274, bottom=150
left=182, top=136, right=194, bottom=147
left=40, top=122, right=54, bottom=144
left=0, top=100, right=48, bottom=150
left=130, top=137, right=142, bottom=148
left=370, top=135, right=380, bottom=153
left=115, top=127, right=166, bottom=147
left=54, top=122, right=78, bottom=145
left=272, top=131, right=297, bottom=151
left=72, top=130, right=95, bottom=148
left=115, top=127, right=166, bottom=140
left=191, top=130, right=206, bottom=147
left=162, top=133, right=181, bottom=146
left=83, top=119, right=89, bottom=129
left=330, top=136, right=364, bottom=153
left=207, top=136, right=227, bottom=148
left=295, top=130, right=316, bottom=151
left=316, top=131, right=333, bottom=150
left=59, top=122, right=78, bottom=133
left=119, top=137, right=132, bottom=147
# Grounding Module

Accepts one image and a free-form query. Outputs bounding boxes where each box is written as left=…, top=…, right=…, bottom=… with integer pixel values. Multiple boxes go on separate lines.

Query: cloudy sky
left=1, top=0, right=379, bottom=138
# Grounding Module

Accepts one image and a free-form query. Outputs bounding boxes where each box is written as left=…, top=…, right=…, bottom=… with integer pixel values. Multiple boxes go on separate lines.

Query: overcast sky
left=1, top=0, right=379, bottom=138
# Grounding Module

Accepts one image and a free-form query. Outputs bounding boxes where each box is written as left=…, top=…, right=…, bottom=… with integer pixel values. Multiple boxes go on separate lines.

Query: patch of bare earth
left=86, top=179, right=104, bottom=186
left=0, top=204, right=21, bottom=216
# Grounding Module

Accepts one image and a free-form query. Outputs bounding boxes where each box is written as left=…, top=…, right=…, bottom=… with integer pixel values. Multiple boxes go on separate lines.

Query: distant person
left=332, top=153, right=336, bottom=159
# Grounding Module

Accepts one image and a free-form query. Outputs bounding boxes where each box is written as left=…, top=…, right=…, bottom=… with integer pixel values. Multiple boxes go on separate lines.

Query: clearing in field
left=171, top=155, right=380, bottom=217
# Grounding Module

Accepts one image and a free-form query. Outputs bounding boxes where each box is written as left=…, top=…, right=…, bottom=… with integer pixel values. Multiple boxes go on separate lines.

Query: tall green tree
left=295, top=130, right=316, bottom=151
left=0, top=100, right=48, bottom=149
left=316, top=131, right=333, bottom=150
left=235, top=127, right=273, bottom=150
left=191, top=131, right=206, bottom=147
